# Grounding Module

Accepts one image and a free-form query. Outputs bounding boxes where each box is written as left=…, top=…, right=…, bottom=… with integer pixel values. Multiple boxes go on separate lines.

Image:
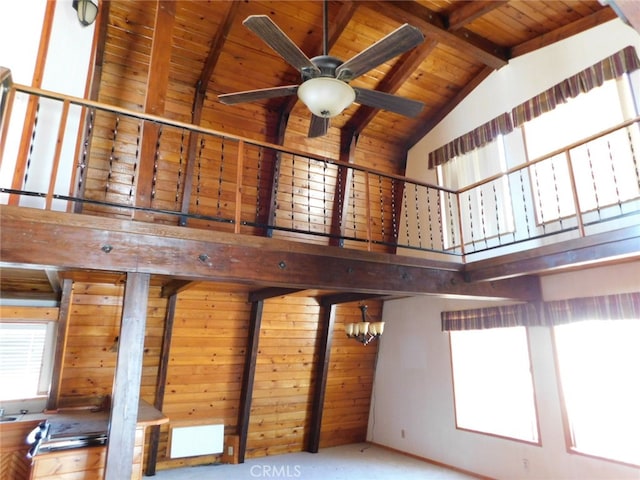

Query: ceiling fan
left=218, top=4, right=425, bottom=138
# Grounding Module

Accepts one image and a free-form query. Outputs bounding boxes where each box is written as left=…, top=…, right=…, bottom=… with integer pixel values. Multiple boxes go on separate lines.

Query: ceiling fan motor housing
left=303, top=55, right=348, bottom=81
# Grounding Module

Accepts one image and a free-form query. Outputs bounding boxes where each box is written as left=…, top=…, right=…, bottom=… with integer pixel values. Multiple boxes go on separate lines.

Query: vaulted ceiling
left=96, top=0, right=622, bottom=167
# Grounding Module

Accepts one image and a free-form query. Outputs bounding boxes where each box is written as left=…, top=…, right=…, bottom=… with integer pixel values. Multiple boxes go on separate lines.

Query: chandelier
left=344, top=305, right=385, bottom=346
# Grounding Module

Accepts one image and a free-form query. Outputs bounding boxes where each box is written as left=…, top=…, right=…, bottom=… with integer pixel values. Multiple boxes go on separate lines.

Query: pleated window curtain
left=441, top=292, right=640, bottom=331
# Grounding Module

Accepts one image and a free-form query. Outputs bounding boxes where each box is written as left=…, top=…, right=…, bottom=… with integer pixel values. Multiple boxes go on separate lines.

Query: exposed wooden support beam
left=248, top=287, right=304, bottom=303
left=307, top=304, right=336, bottom=453
left=178, top=3, right=239, bottom=226
left=237, top=299, right=264, bottom=463
left=145, top=293, right=177, bottom=476
left=345, top=39, right=438, bottom=136
left=408, top=65, right=493, bottom=148
left=319, top=292, right=384, bottom=307
left=378, top=1, right=508, bottom=70
left=44, top=268, right=61, bottom=295
left=105, top=272, right=150, bottom=480
left=198, top=2, right=240, bottom=94
left=447, top=1, right=508, bottom=31
left=45, top=278, right=73, bottom=411
left=135, top=1, right=176, bottom=216
left=511, top=8, right=617, bottom=58
left=465, top=225, right=640, bottom=282
left=161, top=279, right=194, bottom=298
left=1, top=204, right=544, bottom=301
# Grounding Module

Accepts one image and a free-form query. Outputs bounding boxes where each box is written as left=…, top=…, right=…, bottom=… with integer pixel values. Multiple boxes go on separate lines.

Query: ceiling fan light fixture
left=297, top=77, right=355, bottom=118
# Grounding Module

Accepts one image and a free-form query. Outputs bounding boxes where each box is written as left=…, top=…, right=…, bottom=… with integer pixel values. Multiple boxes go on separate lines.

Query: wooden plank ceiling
left=98, top=0, right=617, bottom=161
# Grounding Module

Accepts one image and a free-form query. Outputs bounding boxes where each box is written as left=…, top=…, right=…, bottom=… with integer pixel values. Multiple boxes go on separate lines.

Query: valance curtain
left=428, top=46, right=640, bottom=169
left=428, top=113, right=513, bottom=169
left=441, top=303, right=542, bottom=331
left=441, top=292, right=640, bottom=331
left=511, top=45, right=640, bottom=127
left=544, top=291, right=640, bottom=325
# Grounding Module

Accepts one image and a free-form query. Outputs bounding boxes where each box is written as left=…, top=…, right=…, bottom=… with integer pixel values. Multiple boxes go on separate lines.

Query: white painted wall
left=372, top=19, right=640, bottom=479
left=368, top=262, right=640, bottom=479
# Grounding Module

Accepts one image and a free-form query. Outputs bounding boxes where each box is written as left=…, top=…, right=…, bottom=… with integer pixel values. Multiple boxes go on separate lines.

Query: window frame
left=448, top=326, right=542, bottom=445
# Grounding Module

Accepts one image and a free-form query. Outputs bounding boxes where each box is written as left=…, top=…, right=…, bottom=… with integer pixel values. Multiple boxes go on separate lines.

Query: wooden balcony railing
left=1, top=69, right=639, bottom=260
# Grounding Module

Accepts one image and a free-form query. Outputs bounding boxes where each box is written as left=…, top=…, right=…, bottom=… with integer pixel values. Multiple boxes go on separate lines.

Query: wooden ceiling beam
left=198, top=2, right=240, bottom=95
left=319, top=292, right=384, bottom=306
left=377, top=1, right=508, bottom=70
left=161, top=279, right=195, bottom=298
left=248, top=287, right=304, bottom=302
left=180, top=2, right=239, bottom=226
left=134, top=1, right=175, bottom=216
left=408, top=65, right=494, bottom=147
left=447, top=1, right=508, bottom=31
left=345, top=39, right=438, bottom=137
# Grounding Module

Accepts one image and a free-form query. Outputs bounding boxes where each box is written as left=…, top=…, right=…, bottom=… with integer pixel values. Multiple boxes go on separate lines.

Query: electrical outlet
left=401, top=429, right=405, bottom=439
left=522, top=458, right=529, bottom=470
left=228, top=445, right=234, bottom=456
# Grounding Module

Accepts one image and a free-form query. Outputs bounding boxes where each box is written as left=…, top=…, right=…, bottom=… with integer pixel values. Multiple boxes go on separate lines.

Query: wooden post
left=237, top=299, right=264, bottom=463
left=45, top=278, right=73, bottom=411
left=145, top=293, right=177, bottom=476
left=105, top=272, right=150, bottom=480
left=307, top=303, right=336, bottom=453
left=134, top=1, right=175, bottom=218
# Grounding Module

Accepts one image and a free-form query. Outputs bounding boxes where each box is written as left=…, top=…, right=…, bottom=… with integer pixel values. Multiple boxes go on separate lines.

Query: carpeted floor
left=149, top=442, right=478, bottom=479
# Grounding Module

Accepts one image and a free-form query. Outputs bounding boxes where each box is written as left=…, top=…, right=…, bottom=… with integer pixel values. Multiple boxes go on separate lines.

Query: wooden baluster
left=45, top=100, right=70, bottom=210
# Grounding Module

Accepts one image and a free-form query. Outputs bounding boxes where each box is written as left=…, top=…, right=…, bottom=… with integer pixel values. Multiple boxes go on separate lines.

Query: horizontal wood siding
left=320, top=301, right=380, bottom=447
left=59, top=281, right=165, bottom=407
left=154, top=284, right=250, bottom=471
left=7, top=280, right=377, bottom=474
left=246, top=295, right=321, bottom=458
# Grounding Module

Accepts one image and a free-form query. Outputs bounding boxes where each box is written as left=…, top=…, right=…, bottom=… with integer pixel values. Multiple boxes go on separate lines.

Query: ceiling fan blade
left=243, top=15, right=320, bottom=74
left=353, top=87, right=424, bottom=117
left=218, top=85, right=299, bottom=105
left=336, top=24, right=424, bottom=81
left=308, top=115, right=330, bottom=138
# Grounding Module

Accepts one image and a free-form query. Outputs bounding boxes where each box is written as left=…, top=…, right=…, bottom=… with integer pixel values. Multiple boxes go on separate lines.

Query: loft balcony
left=1, top=67, right=639, bottom=297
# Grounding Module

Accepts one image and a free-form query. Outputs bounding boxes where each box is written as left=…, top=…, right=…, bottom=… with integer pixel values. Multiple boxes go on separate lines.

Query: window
left=0, top=321, right=56, bottom=401
left=554, top=319, right=640, bottom=466
left=523, top=76, right=640, bottom=223
left=438, top=138, right=514, bottom=248
left=449, top=327, right=539, bottom=443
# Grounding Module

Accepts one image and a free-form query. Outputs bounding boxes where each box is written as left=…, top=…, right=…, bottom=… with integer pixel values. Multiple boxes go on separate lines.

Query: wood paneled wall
left=320, top=302, right=379, bottom=447
left=59, top=281, right=165, bottom=406
left=155, top=284, right=250, bottom=470
left=47, top=279, right=380, bottom=473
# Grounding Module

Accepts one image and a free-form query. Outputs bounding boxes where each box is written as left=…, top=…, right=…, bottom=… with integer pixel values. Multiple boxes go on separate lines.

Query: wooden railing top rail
left=9, top=79, right=454, bottom=195
left=456, top=115, right=640, bottom=194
